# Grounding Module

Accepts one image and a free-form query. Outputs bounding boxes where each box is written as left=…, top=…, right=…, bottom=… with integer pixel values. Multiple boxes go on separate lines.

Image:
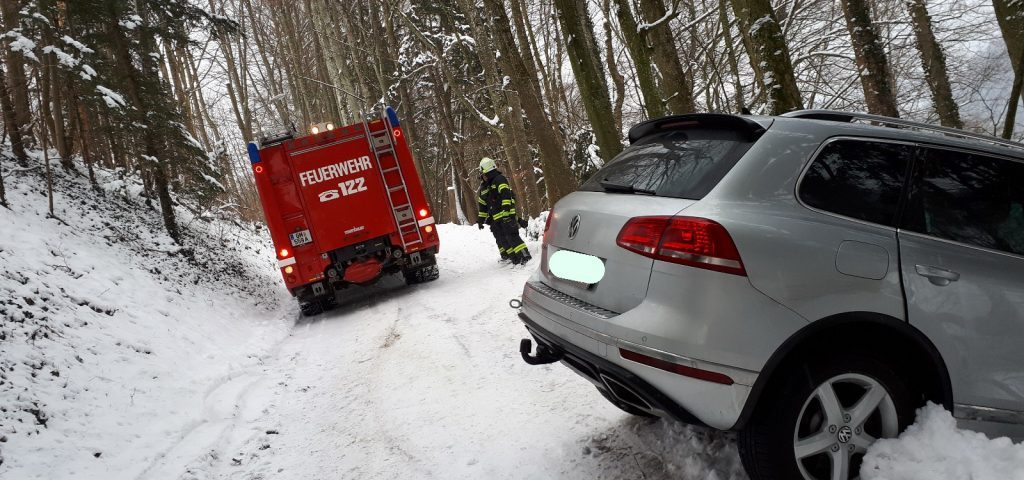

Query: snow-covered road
left=177, top=225, right=745, bottom=480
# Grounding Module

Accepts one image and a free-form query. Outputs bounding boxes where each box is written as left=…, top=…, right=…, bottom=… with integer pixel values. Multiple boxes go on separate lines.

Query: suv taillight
left=616, top=216, right=746, bottom=276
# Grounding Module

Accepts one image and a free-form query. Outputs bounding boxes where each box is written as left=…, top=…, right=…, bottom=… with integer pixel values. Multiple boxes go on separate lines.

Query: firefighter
left=476, top=157, right=532, bottom=265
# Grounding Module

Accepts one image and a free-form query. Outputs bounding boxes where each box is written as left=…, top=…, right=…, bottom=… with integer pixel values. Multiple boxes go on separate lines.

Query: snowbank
left=863, top=403, right=1024, bottom=480
left=0, top=156, right=293, bottom=479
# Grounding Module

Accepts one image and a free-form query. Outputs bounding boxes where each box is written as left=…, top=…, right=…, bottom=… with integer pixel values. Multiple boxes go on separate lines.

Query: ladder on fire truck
left=363, top=114, right=424, bottom=250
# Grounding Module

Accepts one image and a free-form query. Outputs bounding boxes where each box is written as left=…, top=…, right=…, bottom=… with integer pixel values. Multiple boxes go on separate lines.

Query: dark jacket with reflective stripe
left=477, top=170, right=516, bottom=224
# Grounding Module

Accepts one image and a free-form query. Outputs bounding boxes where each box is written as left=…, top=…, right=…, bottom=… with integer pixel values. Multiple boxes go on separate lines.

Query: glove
left=477, top=222, right=484, bottom=230
left=518, top=218, right=528, bottom=229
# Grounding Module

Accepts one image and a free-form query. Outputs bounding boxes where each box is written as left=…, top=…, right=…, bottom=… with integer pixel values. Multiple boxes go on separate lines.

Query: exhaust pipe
left=600, top=373, right=655, bottom=413
left=520, top=339, right=562, bottom=365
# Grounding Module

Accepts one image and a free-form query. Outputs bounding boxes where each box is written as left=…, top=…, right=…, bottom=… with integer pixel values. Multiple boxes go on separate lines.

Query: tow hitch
left=520, top=338, right=562, bottom=365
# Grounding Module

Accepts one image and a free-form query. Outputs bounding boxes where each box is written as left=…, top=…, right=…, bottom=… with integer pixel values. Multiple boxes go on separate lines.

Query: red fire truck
left=247, top=107, right=440, bottom=315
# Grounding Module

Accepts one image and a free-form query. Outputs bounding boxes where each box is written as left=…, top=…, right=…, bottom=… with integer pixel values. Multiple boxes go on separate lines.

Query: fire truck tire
left=403, top=264, right=439, bottom=285
left=299, top=300, right=323, bottom=317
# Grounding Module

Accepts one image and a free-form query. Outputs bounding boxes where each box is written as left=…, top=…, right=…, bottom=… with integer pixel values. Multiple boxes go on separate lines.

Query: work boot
left=519, top=249, right=532, bottom=265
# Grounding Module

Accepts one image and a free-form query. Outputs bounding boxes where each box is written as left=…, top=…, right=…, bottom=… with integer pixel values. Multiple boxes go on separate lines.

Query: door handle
left=915, top=264, right=960, bottom=286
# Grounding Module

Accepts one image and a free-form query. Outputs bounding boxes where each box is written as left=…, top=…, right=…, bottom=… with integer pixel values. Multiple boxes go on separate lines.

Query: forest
left=0, top=0, right=1021, bottom=233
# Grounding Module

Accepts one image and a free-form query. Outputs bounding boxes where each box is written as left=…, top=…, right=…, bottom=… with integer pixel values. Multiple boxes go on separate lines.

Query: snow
left=0, top=158, right=292, bottom=479
left=749, top=15, right=774, bottom=37
left=863, top=403, right=1024, bottom=480
left=6, top=32, right=38, bottom=62
left=61, top=35, right=94, bottom=54
left=96, top=86, right=127, bottom=109
left=42, top=45, right=78, bottom=68
left=80, top=64, right=97, bottom=80
left=120, top=15, right=143, bottom=30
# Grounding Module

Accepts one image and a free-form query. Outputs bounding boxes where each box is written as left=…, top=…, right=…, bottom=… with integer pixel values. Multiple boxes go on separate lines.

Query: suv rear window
left=579, top=128, right=754, bottom=200
left=799, top=139, right=913, bottom=226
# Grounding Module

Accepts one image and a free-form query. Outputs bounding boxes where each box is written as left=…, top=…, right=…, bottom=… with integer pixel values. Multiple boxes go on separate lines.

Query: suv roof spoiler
left=783, top=109, right=1024, bottom=153
left=628, top=113, right=767, bottom=144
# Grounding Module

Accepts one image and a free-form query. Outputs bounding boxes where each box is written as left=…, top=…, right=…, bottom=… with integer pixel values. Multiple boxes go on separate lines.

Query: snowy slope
left=0, top=160, right=293, bottom=479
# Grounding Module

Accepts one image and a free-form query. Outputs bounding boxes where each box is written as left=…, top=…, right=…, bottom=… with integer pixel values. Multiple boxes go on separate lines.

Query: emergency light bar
left=310, top=122, right=336, bottom=135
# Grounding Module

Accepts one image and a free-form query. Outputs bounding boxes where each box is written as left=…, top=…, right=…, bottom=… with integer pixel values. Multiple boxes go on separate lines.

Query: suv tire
left=738, top=355, right=916, bottom=480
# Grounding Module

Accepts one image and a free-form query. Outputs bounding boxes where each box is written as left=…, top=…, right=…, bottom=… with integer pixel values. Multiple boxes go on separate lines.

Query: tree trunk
left=730, top=0, right=803, bottom=114
left=1, top=0, right=32, bottom=156
left=639, top=0, right=696, bottom=114
left=905, top=0, right=961, bottom=128
left=720, top=0, right=746, bottom=112
left=109, top=9, right=179, bottom=241
left=1004, top=48, right=1023, bottom=140
left=993, top=0, right=1023, bottom=138
left=450, top=0, right=542, bottom=216
left=553, top=0, right=622, bottom=163
left=483, top=0, right=576, bottom=205
left=841, top=0, right=900, bottom=117
left=614, top=0, right=665, bottom=119
left=43, top=39, right=73, bottom=168
left=0, top=64, right=27, bottom=164
left=601, top=0, right=626, bottom=131
left=76, top=102, right=96, bottom=185
left=37, top=73, right=55, bottom=217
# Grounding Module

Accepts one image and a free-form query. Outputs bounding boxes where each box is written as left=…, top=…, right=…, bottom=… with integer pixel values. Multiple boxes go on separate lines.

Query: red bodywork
left=248, top=108, right=440, bottom=296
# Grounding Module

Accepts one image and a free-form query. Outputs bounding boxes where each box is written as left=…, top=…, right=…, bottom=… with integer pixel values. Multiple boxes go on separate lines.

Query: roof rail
left=782, top=109, right=1024, bottom=153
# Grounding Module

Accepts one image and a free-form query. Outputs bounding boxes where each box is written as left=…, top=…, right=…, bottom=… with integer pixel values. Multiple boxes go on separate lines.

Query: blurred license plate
left=289, top=230, right=312, bottom=246
left=549, top=250, right=605, bottom=285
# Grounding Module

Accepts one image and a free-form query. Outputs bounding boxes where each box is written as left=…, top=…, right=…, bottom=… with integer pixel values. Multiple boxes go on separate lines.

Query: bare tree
left=554, top=0, right=622, bottom=162
left=993, top=0, right=1023, bottom=139
left=730, top=0, right=803, bottom=114
left=842, top=0, right=900, bottom=117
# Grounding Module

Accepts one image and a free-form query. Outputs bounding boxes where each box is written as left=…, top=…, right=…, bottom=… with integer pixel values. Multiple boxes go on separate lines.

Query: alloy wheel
left=792, top=373, right=899, bottom=480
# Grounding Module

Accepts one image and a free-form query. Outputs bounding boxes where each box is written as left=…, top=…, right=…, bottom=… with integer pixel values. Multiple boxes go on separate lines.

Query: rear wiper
left=599, top=179, right=656, bottom=195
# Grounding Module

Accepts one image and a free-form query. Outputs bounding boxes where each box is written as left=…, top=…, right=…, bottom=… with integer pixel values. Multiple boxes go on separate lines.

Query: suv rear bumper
left=520, top=312, right=709, bottom=426
left=519, top=280, right=762, bottom=430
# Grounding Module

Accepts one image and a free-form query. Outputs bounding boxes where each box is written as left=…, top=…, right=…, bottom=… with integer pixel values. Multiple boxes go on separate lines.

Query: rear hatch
left=284, top=131, right=395, bottom=252
left=541, top=118, right=765, bottom=313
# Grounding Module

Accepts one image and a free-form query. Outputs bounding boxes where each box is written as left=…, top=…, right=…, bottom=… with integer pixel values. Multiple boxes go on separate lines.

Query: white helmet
left=479, top=157, right=497, bottom=173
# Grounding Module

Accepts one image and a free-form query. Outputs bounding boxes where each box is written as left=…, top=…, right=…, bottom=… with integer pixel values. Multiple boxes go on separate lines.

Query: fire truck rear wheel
left=299, top=300, right=323, bottom=317
left=403, top=264, right=439, bottom=285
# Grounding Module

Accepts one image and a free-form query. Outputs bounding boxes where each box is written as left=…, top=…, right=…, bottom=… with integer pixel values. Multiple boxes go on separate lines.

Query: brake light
left=284, top=266, right=294, bottom=274
left=616, top=216, right=746, bottom=276
left=419, top=208, right=429, bottom=218
left=279, top=248, right=289, bottom=258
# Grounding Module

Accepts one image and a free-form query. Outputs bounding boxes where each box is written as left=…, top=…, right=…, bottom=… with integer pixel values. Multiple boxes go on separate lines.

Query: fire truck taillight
left=419, top=208, right=429, bottom=218
left=284, top=266, right=294, bottom=274
left=425, top=225, right=434, bottom=233
left=279, top=248, right=290, bottom=258
left=254, top=165, right=264, bottom=174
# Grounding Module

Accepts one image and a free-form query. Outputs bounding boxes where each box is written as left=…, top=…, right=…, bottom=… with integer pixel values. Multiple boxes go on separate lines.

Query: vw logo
left=568, top=215, right=581, bottom=239
left=837, top=425, right=853, bottom=443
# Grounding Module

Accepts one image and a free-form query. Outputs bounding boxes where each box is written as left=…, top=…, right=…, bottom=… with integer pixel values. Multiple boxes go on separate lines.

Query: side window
left=799, top=140, right=912, bottom=226
left=903, top=148, right=1024, bottom=256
